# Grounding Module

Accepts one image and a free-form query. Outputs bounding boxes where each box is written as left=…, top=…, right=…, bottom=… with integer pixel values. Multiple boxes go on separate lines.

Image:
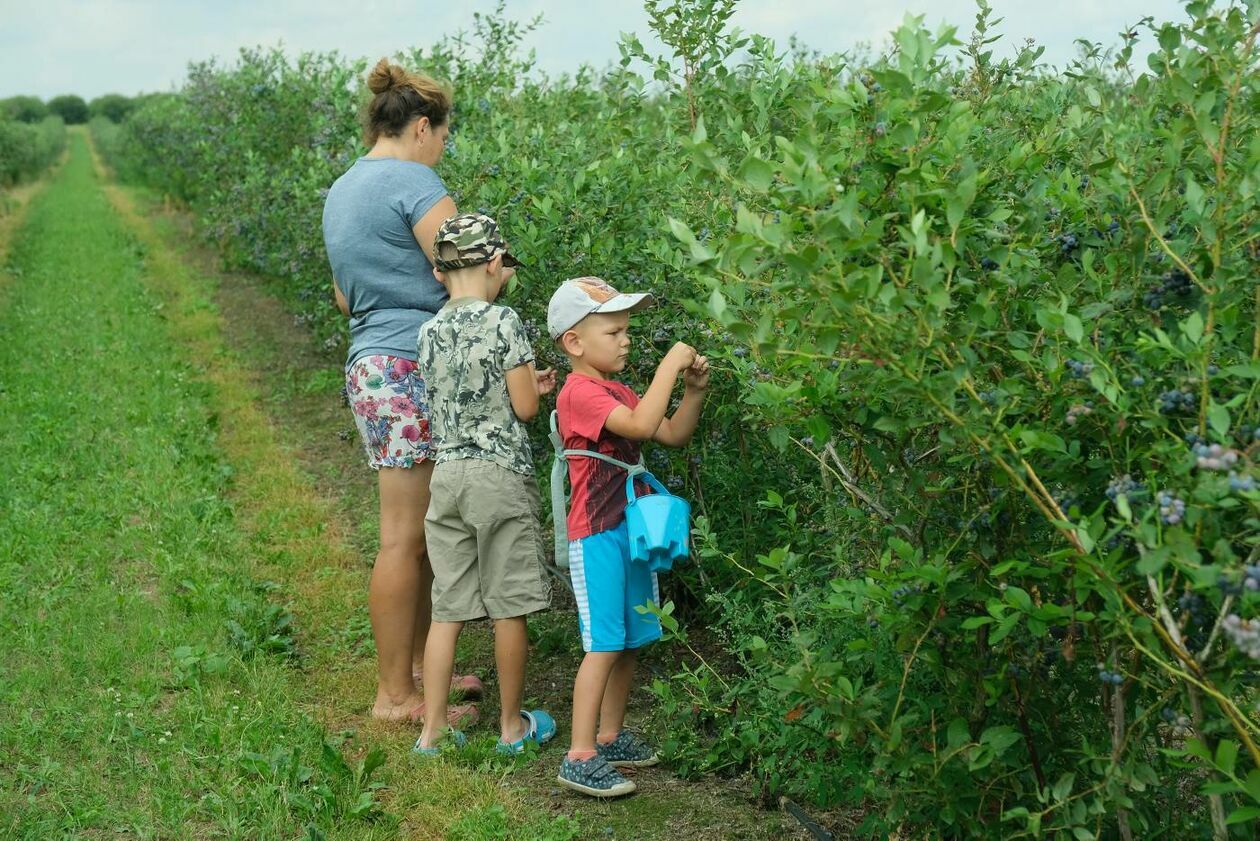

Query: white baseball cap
left=546, top=277, right=653, bottom=339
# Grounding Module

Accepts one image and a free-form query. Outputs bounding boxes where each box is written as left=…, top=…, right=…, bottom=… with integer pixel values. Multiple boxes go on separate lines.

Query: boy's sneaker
left=596, top=729, right=659, bottom=768
left=557, top=754, right=636, bottom=798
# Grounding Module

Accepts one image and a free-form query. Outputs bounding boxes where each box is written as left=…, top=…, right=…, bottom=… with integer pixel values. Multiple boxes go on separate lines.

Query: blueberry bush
left=94, top=0, right=1259, bottom=836
left=0, top=114, right=66, bottom=187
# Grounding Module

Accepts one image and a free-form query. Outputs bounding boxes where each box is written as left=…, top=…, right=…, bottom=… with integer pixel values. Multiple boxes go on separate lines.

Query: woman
left=321, top=58, right=488, bottom=723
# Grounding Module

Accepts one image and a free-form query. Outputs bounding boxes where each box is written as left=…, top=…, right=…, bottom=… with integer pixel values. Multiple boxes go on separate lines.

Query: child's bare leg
left=568, top=651, right=622, bottom=756
left=493, top=616, right=529, bottom=742
left=417, top=620, right=463, bottom=748
left=596, top=648, right=637, bottom=743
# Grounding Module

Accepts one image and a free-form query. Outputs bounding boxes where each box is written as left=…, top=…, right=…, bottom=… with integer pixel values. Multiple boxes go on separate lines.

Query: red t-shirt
left=557, top=373, right=645, bottom=540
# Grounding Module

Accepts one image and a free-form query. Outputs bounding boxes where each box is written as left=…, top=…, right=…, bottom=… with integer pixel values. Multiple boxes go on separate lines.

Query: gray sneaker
left=557, top=754, right=637, bottom=798
left=596, top=730, right=659, bottom=768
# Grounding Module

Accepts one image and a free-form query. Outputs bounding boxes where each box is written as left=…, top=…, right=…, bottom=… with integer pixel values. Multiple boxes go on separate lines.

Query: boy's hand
left=684, top=354, right=710, bottom=391
left=663, top=342, right=696, bottom=374
left=535, top=367, right=557, bottom=396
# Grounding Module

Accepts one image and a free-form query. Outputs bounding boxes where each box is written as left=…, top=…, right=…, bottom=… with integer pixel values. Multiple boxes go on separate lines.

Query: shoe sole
left=606, top=756, right=659, bottom=768
left=555, top=774, right=636, bottom=798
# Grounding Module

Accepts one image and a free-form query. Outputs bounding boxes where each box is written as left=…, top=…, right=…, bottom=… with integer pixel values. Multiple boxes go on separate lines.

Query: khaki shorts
left=425, top=458, right=552, bottom=622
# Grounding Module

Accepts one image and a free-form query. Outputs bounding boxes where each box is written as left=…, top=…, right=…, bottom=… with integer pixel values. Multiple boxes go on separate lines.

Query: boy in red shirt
left=547, top=277, right=709, bottom=797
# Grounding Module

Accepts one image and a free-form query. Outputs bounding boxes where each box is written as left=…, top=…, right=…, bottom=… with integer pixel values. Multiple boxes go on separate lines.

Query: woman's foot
left=371, top=694, right=479, bottom=727
left=371, top=692, right=426, bottom=722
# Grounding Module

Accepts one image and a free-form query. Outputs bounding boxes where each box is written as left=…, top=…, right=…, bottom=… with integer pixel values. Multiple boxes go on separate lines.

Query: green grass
left=0, top=133, right=398, bottom=838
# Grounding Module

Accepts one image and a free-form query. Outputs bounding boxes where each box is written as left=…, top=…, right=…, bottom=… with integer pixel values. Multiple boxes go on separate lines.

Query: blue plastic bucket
left=624, top=473, right=691, bottom=572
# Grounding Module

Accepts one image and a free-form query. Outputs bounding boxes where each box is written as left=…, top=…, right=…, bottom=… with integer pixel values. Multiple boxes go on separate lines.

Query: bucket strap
left=549, top=410, right=645, bottom=568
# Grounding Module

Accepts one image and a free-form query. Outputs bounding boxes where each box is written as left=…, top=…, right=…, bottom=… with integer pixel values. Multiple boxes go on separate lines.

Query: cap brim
left=502, top=252, right=522, bottom=269
left=591, top=292, right=653, bottom=315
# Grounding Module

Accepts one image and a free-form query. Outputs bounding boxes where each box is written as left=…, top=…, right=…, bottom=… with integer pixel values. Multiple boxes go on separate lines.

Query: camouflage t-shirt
left=416, top=298, right=535, bottom=474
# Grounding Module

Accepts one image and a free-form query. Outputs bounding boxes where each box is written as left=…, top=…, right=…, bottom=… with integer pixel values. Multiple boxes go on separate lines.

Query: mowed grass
left=0, top=133, right=578, bottom=839
left=0, top=132, right=373, bottom=837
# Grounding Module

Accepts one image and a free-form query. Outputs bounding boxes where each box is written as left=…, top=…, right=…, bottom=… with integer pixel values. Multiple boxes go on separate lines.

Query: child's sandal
left=412, top=727, right=466, bottom=758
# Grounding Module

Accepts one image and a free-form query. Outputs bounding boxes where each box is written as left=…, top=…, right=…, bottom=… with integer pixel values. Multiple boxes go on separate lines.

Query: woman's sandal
left=413, top=671, right=484, bottom=702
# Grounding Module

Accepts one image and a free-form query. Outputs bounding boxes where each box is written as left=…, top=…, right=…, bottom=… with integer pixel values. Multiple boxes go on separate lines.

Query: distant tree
left=47, top=94, right=89, bottom=125
left=1, top=95, right=48, bottom=123
left=89, top=93, right=135, bottom=123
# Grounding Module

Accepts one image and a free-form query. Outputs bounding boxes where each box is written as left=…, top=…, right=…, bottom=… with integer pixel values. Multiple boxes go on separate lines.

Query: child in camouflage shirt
left=413, top=212, right=558, bottom=756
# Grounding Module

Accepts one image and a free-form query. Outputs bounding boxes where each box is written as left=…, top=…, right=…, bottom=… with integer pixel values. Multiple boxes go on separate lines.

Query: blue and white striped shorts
left=569, top=520, right=662, bottom=653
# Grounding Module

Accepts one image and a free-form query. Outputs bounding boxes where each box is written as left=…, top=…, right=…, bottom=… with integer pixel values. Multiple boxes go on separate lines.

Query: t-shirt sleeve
left=497, top=308, right=534, bottom=371
left=415, top=322, right=433, bottom=376
left=565, top=378, right=628, bottom=441
left=404, top=165, right=449, bottom=226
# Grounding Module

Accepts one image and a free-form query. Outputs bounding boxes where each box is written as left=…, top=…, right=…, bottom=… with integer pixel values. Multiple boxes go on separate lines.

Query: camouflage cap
left=432, top=212, right=522, bottom=272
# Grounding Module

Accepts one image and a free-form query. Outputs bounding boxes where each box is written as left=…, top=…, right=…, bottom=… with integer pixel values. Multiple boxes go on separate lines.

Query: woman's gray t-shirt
left=321, top=157, right=449, bottom=368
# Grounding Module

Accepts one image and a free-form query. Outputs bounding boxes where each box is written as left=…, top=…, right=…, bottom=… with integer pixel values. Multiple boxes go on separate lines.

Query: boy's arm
left=653, top=354, right=709, bottom=446
left=501, top=308, right=544, bottom=421
left=603, top=342, right=695, bottom=442
left=505, top=363, right=541, bottom=422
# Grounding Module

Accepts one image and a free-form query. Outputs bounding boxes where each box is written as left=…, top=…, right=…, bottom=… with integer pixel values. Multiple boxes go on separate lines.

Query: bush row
left=94, top=1, right=1258, bottom=836
left=0, top=116, right=67, bottom=187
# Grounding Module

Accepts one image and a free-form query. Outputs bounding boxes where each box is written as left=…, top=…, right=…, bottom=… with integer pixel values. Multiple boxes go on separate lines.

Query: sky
left=0, top=0, right=1193, bottom=101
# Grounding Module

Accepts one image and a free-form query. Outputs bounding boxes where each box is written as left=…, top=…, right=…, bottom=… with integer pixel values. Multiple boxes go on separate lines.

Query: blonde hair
left=363, top=58, right=452, bottom=145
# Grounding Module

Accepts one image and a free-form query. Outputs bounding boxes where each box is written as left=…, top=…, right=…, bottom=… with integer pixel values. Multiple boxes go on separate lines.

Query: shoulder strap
left=548, top=410, right=646, bottom=569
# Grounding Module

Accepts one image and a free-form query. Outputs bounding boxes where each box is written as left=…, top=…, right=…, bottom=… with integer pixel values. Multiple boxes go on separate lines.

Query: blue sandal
left=412, top=727, right=466, bottom=758
left=496, top=709, right=557, bottom=755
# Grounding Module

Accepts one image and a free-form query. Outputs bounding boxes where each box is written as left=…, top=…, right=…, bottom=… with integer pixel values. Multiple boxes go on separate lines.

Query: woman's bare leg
left=370, top=462, right=433, bottom=718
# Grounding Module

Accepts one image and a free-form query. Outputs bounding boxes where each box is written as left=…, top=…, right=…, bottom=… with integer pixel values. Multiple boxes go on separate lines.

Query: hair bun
left=367, top=57, right=405, bottom=95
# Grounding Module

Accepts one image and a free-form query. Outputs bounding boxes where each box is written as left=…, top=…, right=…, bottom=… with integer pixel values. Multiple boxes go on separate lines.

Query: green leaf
left=708, top=288, right=728, bottom=322
left=1243, top=769, right=1260, bottom=803
left=1184, top=175, right=1206, bottom=217
left=1063, top=313, right=1084, bottom=343
left=1052, top=771, right=1076, bottom=800
left=1019, top=429, right=1067, bottom=453
left=961, top=616, right=995, bottom=630
left=1004, top=586, right=1032, bottom=611
left=1215, top=740, right=1239, bottom=776
left=1226, top=807, right=1260, bottom=826
left=1184, top=738, right=1213, bottom=763
left=668, top=217, right=696, bottom=245
left=738, top=156, right=775, bottom=192
left=989, top=613, right=1020, bottom=644
left=1207, top=402, right=1230, bottom=437
left=980, top=725, right=1021, bottom=755
left=888, top=537, right=915, bottom=560
left=1182, top=311, right=1204, bottom=345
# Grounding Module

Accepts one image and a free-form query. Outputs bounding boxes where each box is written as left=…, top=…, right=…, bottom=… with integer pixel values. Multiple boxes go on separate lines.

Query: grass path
left=0, top=132, right=798, bottom=840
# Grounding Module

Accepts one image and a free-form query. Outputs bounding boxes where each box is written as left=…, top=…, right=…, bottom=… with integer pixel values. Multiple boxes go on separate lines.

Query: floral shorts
left=346, top=354, right=432, bottom=469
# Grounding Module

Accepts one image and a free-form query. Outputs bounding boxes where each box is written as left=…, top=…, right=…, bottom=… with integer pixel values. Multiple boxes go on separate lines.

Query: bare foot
left=371, top=692, right=425, bottom=722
